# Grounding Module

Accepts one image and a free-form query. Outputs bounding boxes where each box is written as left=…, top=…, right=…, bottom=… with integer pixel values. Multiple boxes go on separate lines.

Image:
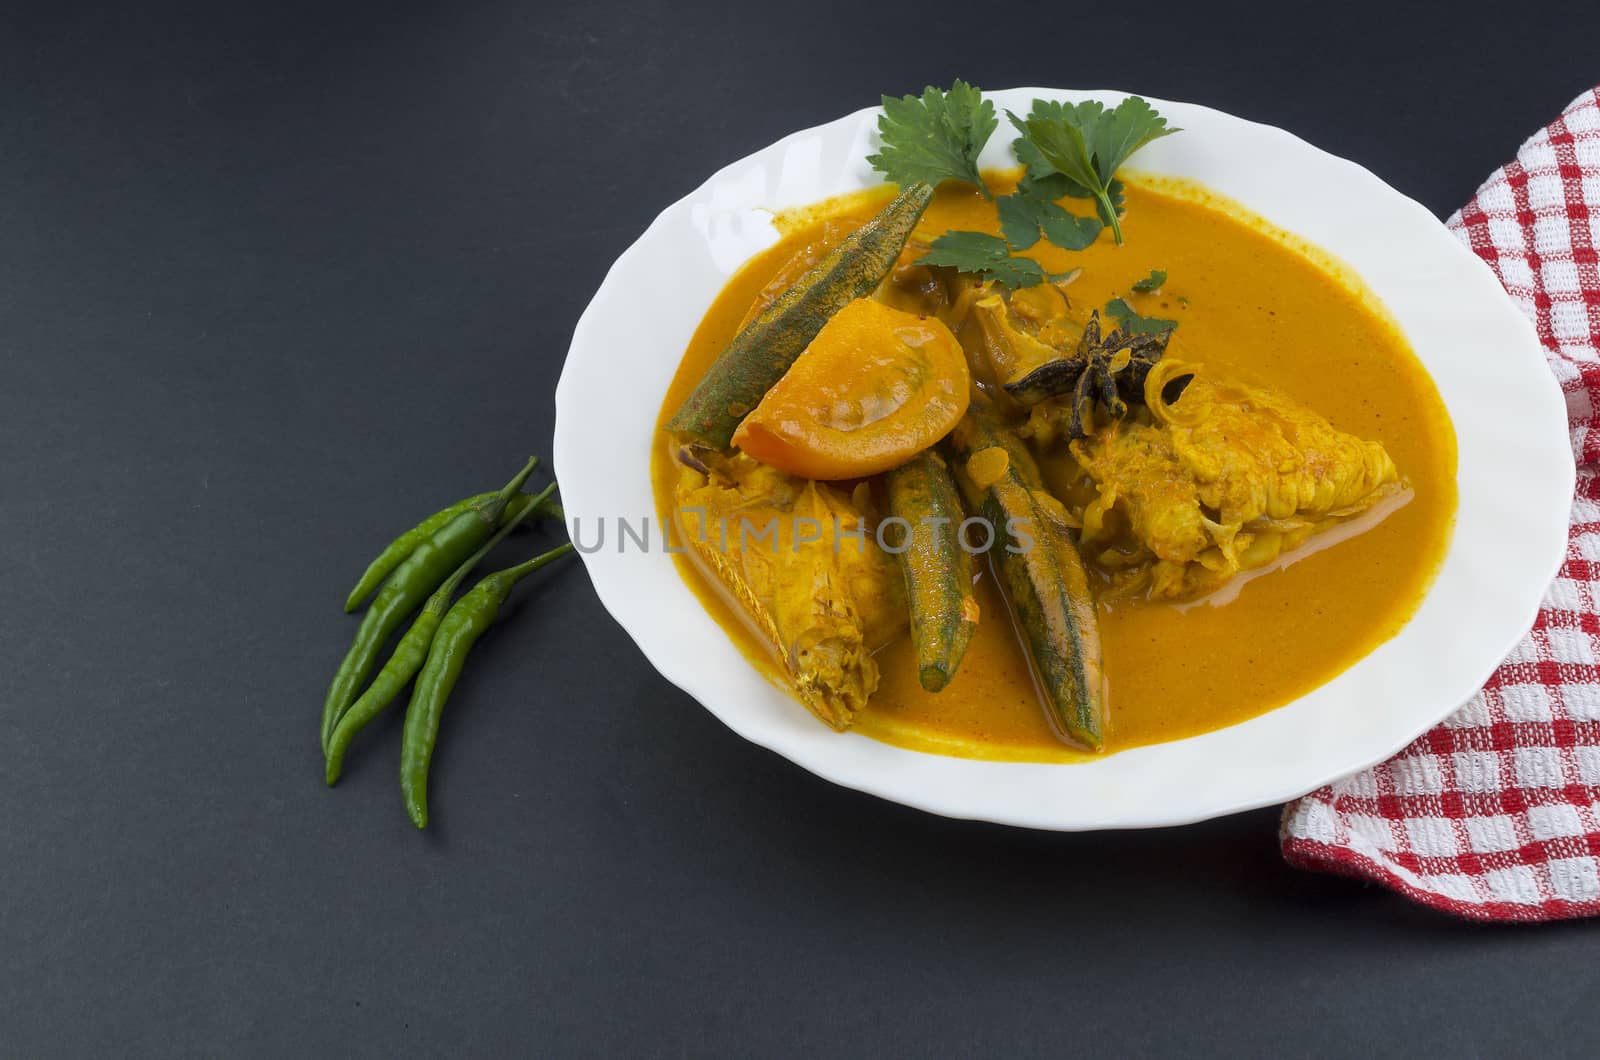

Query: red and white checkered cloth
left=1280, top=87, right=1600, bottom=922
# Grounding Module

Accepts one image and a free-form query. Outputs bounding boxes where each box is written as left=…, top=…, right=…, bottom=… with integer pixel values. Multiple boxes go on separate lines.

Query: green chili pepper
left=343, top=492, right=497, bottom=614
left=320, top=456, right=539, bottom=756
left=324, top=482, right=559, bottom=786
left=343, top=476, right=567, bottom=613
left=400, top=541, right=575, bottom=829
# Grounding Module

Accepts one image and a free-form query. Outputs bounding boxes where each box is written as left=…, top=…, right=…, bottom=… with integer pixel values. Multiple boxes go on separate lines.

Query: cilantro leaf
left=1014, top=137, right=1079, bottom=200
left=1131, top=269, right=1167, bottom=292
left=1008, top=97, right=1179, bottom=244
left=997, top=193, right=1102, bottom=251
left=1039, top=207, right=1103, bottom=252
left=996, top=194, right=1045, bottom=250
left=1105, top=297, right=1176, bottom=334
left=867, top=81, right=998, bottom=200
left=1091, top=96, right=1180, bottom=186
left=1008, top=101, right=1102, bottom=201
left=1014, top=138, right=1125, bottom=226
left=917, top=231, right=1051, bottom=288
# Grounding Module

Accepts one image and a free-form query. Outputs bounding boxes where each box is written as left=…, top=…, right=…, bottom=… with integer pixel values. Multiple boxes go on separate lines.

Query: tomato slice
left=732, top=298, right=970, bottom=480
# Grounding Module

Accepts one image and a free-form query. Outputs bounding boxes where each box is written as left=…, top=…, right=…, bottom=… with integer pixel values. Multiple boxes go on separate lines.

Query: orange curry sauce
left=652, top=172, right=1457, bottom=761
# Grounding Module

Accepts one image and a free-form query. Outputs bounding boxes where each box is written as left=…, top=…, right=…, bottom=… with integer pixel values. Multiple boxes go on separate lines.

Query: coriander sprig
left=868, top=81, right=998, bottom=199
left=885, top=84, right=1182, bottom=287
left=1105, top=297, right=1177, bottom=335
left=1132, top=269, right=1167, bottom=292
left=997, top=193, right=1101, bottom=252
left=916, top=231, right=1071, bottom=289
left=1008, top=97, right=1180, bottom=244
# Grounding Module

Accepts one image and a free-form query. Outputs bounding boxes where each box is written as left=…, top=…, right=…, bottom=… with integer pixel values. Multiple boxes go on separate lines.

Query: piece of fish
left=673, top=452, right=905, bottom=728
left=1068, top=360, right=1402, bottom=600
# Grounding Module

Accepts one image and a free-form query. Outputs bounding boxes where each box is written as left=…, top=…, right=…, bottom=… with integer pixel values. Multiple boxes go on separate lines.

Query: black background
left=5, top=2, right=1599, bottom=1055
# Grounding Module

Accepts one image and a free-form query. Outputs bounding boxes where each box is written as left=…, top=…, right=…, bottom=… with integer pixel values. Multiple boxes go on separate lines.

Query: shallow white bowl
left=554, top=88, right=1573, bottom=829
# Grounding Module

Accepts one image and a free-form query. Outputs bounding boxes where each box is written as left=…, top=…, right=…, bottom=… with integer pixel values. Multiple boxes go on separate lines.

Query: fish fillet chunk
left=673, top=452, right=905, bottom=728
left=1069, top=361, right=1401, bottom=600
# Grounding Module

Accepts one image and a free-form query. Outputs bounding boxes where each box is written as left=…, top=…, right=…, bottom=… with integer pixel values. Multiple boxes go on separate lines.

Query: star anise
left=1002, top=311, right=1174, bottom=438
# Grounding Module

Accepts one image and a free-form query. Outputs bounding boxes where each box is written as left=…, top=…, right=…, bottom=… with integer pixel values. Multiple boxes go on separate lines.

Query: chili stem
left=477, top=456, right=540, bottom=524
left=497, top=541, right=576, bottom=584
left=437, top=482, right=558, bottom=604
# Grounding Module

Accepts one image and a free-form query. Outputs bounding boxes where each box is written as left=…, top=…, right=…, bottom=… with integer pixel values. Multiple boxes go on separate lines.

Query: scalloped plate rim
left=553, top=88, right=1574, bottom=831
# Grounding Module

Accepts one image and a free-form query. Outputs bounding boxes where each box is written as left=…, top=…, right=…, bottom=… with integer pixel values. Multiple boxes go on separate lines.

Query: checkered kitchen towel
left=1280, top=87, right=1600, bottom=921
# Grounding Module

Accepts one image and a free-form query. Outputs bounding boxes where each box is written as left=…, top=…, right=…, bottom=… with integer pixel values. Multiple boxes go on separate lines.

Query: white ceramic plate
left=554, top=88, right=1573, bottom=829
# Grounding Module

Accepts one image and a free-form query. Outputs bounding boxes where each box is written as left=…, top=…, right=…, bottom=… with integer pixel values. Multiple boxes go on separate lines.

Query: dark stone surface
left=3, top=2, right=1597, bottom=1055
